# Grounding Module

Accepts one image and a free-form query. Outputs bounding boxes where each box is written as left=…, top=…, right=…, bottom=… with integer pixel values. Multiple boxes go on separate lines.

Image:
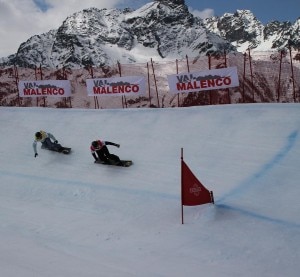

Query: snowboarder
left=90, top=140, right=122, bottom=165
left=33, top=130, right=66, bottom=157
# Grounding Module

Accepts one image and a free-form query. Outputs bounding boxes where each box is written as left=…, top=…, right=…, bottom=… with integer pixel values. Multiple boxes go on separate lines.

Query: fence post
left=248, top=49, right=254, bottom=102
left=150, top=58, right=160, bottom=108
left=88, top=66, right=99, bottom=109
left=117, top=61, right=127, bottom=109
left=277, top=50, right=283, bottom=102
left=185, top=54, right=190, bottom=72
left=34, top=66, right=38, bottom=107
left=224, top=50, right=231, bottom=104
left=147, top=62, right=152, bottom=107
left=59, top=67, right=72, bottom=108
left=40, top=64, right=46, bottom=107
left=35, top=64, right=46, bottom=107
left=242, top=53, right=246, bottom=103
left=289, top=47, right=296, bottom=102
left=176, top=59, right=180, bottom=107
left=208, top=54, right=212, bottom=105
left=13, top=65, right=21, bottom=106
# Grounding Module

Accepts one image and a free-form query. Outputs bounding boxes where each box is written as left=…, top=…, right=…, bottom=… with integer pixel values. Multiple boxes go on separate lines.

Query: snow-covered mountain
left=0, top=0, right=299, bottom=69
left=1, top=0, right=234, bottom=68
left=203, top=9, right=300, bottom=53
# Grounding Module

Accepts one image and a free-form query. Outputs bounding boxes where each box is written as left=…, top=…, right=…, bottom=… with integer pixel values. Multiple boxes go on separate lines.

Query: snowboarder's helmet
left=35, top=131, right=42, bottom=139
left=92, top=141, right=99, bottom=148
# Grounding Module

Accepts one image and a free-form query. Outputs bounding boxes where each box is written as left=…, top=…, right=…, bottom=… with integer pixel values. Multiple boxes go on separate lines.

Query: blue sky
left=32, top=0, right=300, bottom=24
left=32, top=0, right=52, bottom=12
left=187, top=0, right=300, bottom=23
left=117, top=0, right=300, bottom=24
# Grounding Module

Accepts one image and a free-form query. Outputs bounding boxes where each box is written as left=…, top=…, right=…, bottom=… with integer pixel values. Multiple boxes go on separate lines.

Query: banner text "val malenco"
left=93, top=85, right=139, bottom=94
left=23, top=88, right=65, bottom=96
left=176, top=77, right=232, bottom=91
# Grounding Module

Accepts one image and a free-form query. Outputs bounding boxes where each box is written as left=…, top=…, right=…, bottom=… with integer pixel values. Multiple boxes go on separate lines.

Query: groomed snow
left=0, top=103, right=299, bottom=276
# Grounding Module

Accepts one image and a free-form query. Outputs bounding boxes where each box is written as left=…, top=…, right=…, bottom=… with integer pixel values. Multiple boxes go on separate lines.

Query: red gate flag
left=181, top=160, right=214, bottom=206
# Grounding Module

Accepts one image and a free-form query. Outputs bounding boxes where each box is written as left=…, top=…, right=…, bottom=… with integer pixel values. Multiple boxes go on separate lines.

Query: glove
left=54, top=140, right=58, bottom=144
left=35, top=153, right=38, bottom=158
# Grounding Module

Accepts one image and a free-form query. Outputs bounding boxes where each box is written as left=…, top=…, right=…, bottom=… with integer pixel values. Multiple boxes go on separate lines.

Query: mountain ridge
left=0, top=0, right=299, bottom=68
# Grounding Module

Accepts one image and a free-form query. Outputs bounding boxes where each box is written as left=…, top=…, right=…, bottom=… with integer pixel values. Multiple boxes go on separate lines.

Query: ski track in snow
left=218, top=130, right=298, bottom=201
left=0, top=169, right=178, bottom=201
left=216, top=204, right=300, bottom=229
left=217, top=130, right=299, bottom=227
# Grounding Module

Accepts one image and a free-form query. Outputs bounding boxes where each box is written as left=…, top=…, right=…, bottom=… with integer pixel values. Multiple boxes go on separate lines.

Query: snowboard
left=95, top=160, right=133, bottom=167
left=60, top=147, right=71, bottom=154
left=42, top=146, right=71, bottom=154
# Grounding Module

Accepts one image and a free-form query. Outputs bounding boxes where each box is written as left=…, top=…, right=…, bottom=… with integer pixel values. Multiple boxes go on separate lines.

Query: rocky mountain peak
left=0, top=1, right=299, bottom=69
left=203, top=10, right=299, bottom=52
left=204, top=10, right=263, bottom=49
left=157, top=0, right=186, bottom=6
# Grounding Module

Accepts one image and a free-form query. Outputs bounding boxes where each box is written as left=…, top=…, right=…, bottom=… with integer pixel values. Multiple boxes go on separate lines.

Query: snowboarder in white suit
left=33, top=130, right=64, bottom=157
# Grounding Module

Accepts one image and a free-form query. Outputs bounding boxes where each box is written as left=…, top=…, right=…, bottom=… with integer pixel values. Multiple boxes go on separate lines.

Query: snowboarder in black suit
left=90, top=140, right=122, bottom=165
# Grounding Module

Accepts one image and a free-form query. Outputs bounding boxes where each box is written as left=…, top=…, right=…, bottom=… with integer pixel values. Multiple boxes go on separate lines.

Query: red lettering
left=193, top=81, right=200, bottom=89
left=93, top=87, right=101, bottom=94
left=223, top=77, right=231, bottom=85
left=176, top=83, right=186, bottom=91
left=174, top=75, right=233, bottom=93
left=216, top=78, right=223, bottom=86
left=39, top=87, right=65, bottom=95
left=125, top=85, right=131, bottom=93
left=23, top=88, right=32, bottom=95
left=23, top=86, right=65, bottom=96
left=132, top=85, right=139, bottom=93
left=112, top=86, right=118, bottom=93
left=102, top=87, right=109, bottom=94
left=117, top=86, right=124, bottom=93
left=187, top=82, right=194, bottom=90
left=207, top=79, right=215, bottom=87
left=200, top=80, right=207, bottom=88
left=93, top=85, right=140, bottom=94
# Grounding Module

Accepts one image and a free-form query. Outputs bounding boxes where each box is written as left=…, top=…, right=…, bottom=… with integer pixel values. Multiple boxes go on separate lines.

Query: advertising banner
left=86, top=76, right=146, bottom=97
left=167, top=67, right=239, bottom=94
left=18, top=80, right=71, bottom=97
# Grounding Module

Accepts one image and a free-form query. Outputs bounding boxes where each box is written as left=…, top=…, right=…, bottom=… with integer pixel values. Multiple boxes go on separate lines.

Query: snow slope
left=0, top=104, right=300, bottom=276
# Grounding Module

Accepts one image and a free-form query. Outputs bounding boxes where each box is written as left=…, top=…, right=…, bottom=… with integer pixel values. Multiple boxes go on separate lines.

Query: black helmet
left=92, top=141, right=99, bottom=148
left=35, top=131, right=42, bottom=139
